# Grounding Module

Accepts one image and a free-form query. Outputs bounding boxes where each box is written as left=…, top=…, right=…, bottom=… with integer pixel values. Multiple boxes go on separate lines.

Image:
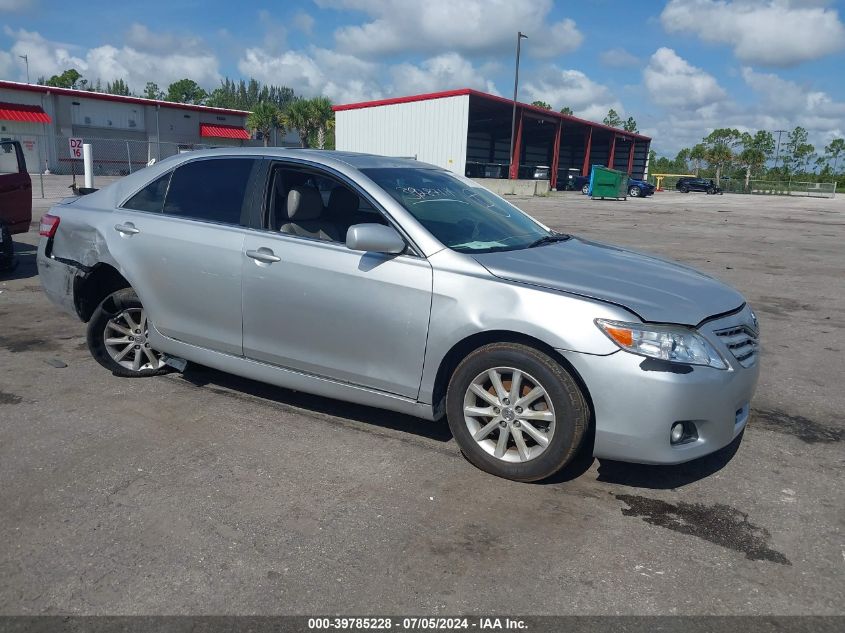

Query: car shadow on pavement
left=594, top=431, right=744, bottom=489
left=0, top=240, right=38, bottom=281
left=177, top=364, right=454, bottom=443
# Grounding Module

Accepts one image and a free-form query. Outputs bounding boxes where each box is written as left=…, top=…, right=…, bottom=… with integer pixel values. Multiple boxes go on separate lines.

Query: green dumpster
left=589, top=166, right=628, bottom=200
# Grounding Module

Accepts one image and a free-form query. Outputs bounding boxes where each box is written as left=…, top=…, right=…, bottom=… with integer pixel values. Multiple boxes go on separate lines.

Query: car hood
left=472, top=237, right=745, bottom=325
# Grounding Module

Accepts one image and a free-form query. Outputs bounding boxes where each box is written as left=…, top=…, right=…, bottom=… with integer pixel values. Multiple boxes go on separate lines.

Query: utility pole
left=772, top=129, right=787, bottom=171
left=509, top=31, right=528, bottom=179
left=18, top=54, right=29, bottom=84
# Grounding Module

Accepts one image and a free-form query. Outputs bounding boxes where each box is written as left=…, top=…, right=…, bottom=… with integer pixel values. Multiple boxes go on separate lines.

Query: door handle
left=114, top=223, right=140, bottom=236
left=246, top=248, right=281, bottom=264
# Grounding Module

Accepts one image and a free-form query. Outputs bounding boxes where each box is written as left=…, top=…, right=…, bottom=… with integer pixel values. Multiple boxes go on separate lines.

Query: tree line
left=650, top=127, right=844, bottom=185
left=530, top=101, right=639, bottom=133
left=38, top=69, right=334, bottom=149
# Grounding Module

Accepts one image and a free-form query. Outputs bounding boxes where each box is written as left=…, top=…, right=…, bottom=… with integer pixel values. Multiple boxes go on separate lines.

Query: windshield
left=361, top=167, right=553, bottom=253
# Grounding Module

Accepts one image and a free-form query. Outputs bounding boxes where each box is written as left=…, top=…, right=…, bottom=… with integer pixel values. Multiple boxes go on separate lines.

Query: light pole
left=772, top=129, right=786, bottom=171
left=18, top=54, right=29, bottom=84
left=509, top=31, right=527, bottom=179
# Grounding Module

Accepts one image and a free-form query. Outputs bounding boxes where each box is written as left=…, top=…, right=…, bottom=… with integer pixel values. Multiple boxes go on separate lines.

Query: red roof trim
left=0, top=80, right=249, bottom=117
left=199, top=123, right=250, bottom=140
left=332, top=88, right=474, bottom=112
left=0, top=101, right=51, bottom=123
left=333, top=88, right=651, bottom=141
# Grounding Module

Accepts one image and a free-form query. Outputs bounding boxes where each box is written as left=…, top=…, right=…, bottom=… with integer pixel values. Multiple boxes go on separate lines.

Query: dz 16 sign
left=68, top=137, right=83, bottom=159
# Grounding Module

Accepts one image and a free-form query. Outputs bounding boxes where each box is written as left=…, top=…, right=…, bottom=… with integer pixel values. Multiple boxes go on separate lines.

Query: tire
left=707, top=187, right=716, bottom=195
left=0, top=223, right=12, bottom=270
left=628, top=186, right=640, bottom=197
left=581, top=184, right=590, bottom=195
left=680, top=186, right=690, bottom=193
left=86, top=288, right=169, bottom=377
left=446, top=343, right=589, bottom=482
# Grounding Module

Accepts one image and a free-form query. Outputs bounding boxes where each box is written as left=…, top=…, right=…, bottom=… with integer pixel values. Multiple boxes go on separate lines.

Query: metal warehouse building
left=334, top=88, right=651, bottom=191
left=0, top=80, right=253, bottom=175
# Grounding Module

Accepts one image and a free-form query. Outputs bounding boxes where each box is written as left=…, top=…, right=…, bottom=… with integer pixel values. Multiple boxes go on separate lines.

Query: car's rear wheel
left=87, top=288, right=168, bottom=377
left=628, top=186, right=640, bottom=197
left=446, top=343, right=589, bottom=482
left=581, top=184, right=590, bottom=195
left=680, top=186, right=690, bottom=193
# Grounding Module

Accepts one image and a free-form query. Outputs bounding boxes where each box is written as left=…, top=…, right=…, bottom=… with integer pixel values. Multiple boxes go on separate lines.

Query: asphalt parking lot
left=1, top=184, right=843, bottom=615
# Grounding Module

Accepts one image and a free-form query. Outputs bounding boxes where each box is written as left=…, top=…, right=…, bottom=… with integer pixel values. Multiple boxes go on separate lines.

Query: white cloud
left=390, top=53, right=497, bottom=96
left=3, top=26, right=220, bottom=90
left=599, top=47, right=640, bottom=68
left=643, top=67, right=845, bottom=156
left=124, top=23, right=206, bottom=55
left=293, top=11, right=316, bottom=35
left=318, top=0, right=583, bottom=58
left=0, top=49, right=14, bottom=77
left=256, top=9, right=288, bottom=55
left=643, top=47, right=726, bottom=109
left=239, top=46, right=503, bottom=104
left=238, top=46, right=383, bottom=103
left=522, top=68, right=622, bottom=121
left=741, top=67, right=845, bottom=139
left=660, top=0, right=845, bottom=67
left=0, top=0, right=34, bottom=11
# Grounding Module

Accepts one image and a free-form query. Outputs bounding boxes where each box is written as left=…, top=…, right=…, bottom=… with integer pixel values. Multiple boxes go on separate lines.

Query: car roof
left=160, top=147, right=437, bottom=171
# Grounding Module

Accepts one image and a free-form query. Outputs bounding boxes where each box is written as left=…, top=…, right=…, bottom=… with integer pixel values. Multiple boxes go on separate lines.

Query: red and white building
left=334, top=88, right=651, bottom=190
left=0, top=80, right=253, bottom=174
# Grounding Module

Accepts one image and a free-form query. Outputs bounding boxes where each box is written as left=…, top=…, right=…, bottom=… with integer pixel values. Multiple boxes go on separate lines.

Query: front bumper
left=558, top=310, right=760, bottom=464
left=36, top=238, right=82, bottom=319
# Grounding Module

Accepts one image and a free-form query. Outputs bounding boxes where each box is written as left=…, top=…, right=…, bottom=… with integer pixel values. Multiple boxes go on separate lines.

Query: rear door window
left=123, top=173, right=171, bottom=213
left=163, top=158, right=257, bottom=226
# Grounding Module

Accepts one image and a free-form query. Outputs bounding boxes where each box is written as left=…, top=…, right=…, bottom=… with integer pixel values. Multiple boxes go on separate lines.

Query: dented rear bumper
left=37, top=238, right=85, bottom=320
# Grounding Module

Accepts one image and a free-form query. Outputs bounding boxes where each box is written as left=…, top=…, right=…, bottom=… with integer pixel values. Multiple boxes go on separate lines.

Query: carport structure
left=334, top=89, right=651, bottom=189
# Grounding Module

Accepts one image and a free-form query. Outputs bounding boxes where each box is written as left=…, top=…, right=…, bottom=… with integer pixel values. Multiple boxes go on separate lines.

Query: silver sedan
left=38, top=149, right=759, bottom=481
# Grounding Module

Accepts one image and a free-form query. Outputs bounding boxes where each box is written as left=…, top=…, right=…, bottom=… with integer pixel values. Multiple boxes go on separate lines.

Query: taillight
left=39, top=213, right=60, bottom=238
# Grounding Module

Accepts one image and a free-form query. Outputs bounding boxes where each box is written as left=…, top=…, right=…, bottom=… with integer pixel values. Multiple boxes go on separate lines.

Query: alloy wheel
left=103, top=307, right=163, bottom=372
left=462, top=367, right=556, bottom=463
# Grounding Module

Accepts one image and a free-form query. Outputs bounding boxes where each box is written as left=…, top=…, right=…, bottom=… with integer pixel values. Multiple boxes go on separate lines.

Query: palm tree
left=310, top=96, right=335, bottom=150
left=282, top=99, right=315, bottom=148
left=689, top=143, right=707, bottom=177
left=247, top=102, right=281, bottom=146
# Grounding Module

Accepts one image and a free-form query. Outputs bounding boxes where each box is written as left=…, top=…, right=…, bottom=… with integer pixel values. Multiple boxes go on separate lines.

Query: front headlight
left=595, top=319, right=728, bottom=369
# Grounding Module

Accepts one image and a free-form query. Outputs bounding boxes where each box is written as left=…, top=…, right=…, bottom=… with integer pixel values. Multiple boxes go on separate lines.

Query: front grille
left=715, top=324, right=759, bottom=368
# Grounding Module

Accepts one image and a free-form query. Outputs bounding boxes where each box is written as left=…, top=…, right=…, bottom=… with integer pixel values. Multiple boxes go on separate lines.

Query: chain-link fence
left=719, top=179, right=837, bottom=198
left=0, top=131, right=283, bottom=196
left=647, top=174, right=838, bottom=198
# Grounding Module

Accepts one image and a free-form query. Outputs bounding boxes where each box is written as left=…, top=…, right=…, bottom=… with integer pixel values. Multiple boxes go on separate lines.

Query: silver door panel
left=242, top=234, right=432, bottom=398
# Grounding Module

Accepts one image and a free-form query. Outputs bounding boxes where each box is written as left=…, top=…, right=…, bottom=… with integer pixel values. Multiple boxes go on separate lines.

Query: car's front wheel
left=628, top=186, right=640, bottom=197
left=87, top=288, right=168, bottom=377
left=446, top=343, right=589, bottom=482
left=679, top=186, right=690, bottom=193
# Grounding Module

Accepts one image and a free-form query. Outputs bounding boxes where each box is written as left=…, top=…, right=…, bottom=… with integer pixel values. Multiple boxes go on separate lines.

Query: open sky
left=1, top=0, right=844, bottom=155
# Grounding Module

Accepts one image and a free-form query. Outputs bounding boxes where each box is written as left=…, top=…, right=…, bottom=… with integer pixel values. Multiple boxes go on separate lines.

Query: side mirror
left=346, top=223, right=406, bottom=254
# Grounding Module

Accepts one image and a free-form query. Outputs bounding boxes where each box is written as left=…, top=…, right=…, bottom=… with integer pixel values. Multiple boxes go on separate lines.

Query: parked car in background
left=0, top=140, right=32, bottom=269
left=627, top=178, right=655, bottom=198
left=518, top=164, right=550, bottom=180
left=676, top=177, right=722, bottom=194
left=555, top=168, right=590, bottom=193
left=38, top=149, right=759, bottom=482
